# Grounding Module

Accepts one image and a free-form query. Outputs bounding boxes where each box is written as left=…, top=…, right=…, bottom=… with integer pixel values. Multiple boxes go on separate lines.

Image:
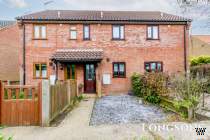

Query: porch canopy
left=51, top=48, right=103, bottom=63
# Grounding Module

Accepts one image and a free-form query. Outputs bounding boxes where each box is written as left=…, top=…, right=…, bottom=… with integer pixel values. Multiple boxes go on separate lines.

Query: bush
left=171, top=75, right=207, bottom=108
left=142, top=73, right=169, bottom=97
left=131, top=72, right=169, bottom=104
left=190, top=56, right=210, bottom=66
left=131, top=73, right=144, bottom=97
left=0, top=134, right=12, bottom=140
left=144, top=95, right=161, bottom=104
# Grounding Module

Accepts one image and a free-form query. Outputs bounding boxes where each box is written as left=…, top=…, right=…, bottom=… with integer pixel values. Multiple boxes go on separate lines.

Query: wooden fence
left=49, top=80, right=77, bottom=122
left=0, top=82, right=40, bottom=126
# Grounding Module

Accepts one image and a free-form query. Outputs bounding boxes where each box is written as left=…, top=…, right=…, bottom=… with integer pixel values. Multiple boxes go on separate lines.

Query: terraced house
left=17, top=10, right=191, bottom=95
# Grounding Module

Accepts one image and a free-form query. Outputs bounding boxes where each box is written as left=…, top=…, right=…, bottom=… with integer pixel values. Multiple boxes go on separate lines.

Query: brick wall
left=0, top=24, right=20, bottom=81
left=21, top=23, right=187, bottom=94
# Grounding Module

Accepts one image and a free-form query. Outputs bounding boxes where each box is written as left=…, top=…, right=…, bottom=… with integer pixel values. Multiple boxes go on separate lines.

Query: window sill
left=69, top=39, right=77, bottom=40
left=112, top=39, right=125, bottom=41
left=33, top=77, right=48, bottom=79
left=113, top=76, right=126, bottom=78
left=146, top=38, right=160, bottom=41
left=32, top=38, right=48, bottom=40
left=83, top=39, right=91, bottom=41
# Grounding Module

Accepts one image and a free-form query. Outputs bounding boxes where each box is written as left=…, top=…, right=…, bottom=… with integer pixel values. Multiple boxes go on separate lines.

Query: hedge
left=190, top=56, right=210, bottom=66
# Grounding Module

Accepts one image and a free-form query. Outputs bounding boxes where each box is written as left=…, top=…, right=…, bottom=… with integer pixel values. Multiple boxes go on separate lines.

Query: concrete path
left=0, top=98, right=210, bottom=140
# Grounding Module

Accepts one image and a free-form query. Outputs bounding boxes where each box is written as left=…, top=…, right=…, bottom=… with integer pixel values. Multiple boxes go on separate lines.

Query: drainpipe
left=184, top=24, right=187, bottom=73
left=22, top=22, right=26, bottom=85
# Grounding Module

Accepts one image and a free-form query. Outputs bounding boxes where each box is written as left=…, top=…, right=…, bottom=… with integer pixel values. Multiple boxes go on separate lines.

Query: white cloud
left=4, top=0, right=28, bottom=8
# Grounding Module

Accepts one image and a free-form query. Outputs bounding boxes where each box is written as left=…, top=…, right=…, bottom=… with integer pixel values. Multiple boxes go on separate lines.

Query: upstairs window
left=112, top=25, right=124, bottom=40
left=147, top=25, right=159, bottom=40
left=34, top=25, right=47, bottom=39
left=113, top=62, right=126, bottom=78
left=145, top=62, right=163, bottom=72
left=70, top=27, right=77, bottom=40
left=83, top=25, right=90, bottom=40
left=34, top=63, right=47, bottom=79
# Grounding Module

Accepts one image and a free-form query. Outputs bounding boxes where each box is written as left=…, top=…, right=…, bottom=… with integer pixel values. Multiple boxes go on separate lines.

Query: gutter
left=183, top=24, right=187, bottom=73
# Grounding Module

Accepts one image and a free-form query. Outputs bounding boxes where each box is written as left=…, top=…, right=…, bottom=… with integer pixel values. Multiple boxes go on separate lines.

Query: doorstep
left=82, top=93, right=97, bottom=98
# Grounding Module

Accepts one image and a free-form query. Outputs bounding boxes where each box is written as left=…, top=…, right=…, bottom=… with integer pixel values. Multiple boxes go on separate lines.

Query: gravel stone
left=90, top=95, right=169, bottom=126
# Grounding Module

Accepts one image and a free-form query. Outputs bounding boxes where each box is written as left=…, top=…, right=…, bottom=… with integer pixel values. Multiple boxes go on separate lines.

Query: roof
left=17, top=10, right=191, bottom=23
left=192, top=35, right=210, bottom=44
left=0, top=20, right=16, bottom=29
left=51, top=48, right=103, bottom=62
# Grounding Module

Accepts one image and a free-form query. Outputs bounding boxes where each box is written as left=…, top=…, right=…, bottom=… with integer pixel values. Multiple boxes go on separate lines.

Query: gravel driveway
left=90, top=95, right=169, bottom=126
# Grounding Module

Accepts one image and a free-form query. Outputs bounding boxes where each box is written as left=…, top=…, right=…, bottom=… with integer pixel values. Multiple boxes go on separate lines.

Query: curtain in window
left=84, top=25, right=90, bottom=39
left=41, top=26, right=46, bottom=38
left=41, top=64, right=47, bottom=78
left=34, top=26, right=40, bottom=38
left=35, top=64, right=40, bottom=78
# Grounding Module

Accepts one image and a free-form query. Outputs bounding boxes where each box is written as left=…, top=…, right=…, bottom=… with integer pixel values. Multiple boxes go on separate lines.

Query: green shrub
left=190, top=56, right=210, bottom=66
left=171, top=75, right=207, bottom=101
left=131, top=72, right=169, bottom=104
left=144, top=95, right=161, bottom=104
left=19, top=91, right=25, bottom=99
left=131, top=73, right=144, bottom=97
left=142, top=72, right=169, bottom=97
left=0, top=134, right=12, bottom=140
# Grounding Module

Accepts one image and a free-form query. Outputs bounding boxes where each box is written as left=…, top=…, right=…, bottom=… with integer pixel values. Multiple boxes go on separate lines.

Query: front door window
left=85, top=64, right=95, bottom=81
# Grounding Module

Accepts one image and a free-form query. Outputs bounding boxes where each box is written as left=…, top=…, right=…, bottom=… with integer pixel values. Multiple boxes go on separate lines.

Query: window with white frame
left=34, top=25, right=47, bottom=39
left=112, top=25, right=124, bottom=40
left=70, top=27, right=77, bottom=40
left=83, top=25, right=90, bottom=40
left=147, top=25, right=159, bottom=40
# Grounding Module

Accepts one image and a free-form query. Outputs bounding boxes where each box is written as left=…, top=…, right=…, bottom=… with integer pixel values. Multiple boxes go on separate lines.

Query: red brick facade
left=20, top=23, right=189, bottom=95
left=0, top=24, right=20, bottom=82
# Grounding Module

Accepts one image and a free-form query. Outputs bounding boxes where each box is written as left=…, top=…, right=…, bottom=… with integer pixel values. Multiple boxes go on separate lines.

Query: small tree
left=171, top=74, right=208, bottom=119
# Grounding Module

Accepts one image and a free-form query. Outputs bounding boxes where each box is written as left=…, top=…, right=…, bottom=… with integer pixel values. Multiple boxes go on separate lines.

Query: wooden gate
left=0, top=82, right=40, bottom=126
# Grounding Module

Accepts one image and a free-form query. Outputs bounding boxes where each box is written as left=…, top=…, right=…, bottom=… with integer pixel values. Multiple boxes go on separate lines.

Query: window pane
left=41, top=64, right=47, bottom=78
left=151, top=63, right=156, bottom=71
left=71, top=65, right=76, bottom=79
left=114, top=64, right=118, bottom=72
left=66, top=65, right=71, bottom=79
left=113, top=26, right=120, bottom=39
left=119, top=64, right=124, bottom=72
left=145, top=63, right=150, bottom=72
left=120, top=26, right=124, bottom=39
left=119, top=63, right=125, bottom=76
left=41, top=26, right=46, bottom=38
left=84, top=25, right=90, bottom=39
left=153, top=26, right=158, bottom=39
left=35, top=64, right=40, bottom=78
left=70, top=30, right=77, bottom=39
left=147, top=26, right=152, bottom=38
left=34, top=26, right=40, bottom=38
left=157, top=63, right=162, bottom=71
left=113, top=64, right=119, bottom=76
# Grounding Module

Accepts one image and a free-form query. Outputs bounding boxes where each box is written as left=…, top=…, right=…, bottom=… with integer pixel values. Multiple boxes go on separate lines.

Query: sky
left=0, top=0, right=209, bottom=34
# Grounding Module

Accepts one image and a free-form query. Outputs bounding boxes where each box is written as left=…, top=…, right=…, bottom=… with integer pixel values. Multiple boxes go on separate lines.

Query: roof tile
left=17, top=10, right=191, bottom=22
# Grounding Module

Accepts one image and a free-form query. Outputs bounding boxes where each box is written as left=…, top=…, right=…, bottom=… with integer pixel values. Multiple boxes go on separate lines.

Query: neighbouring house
left=16, top=10, right=191, bottom=95
left=0, top=20, right=20, bottom=84
left=190, top=35, right=210, bottom=57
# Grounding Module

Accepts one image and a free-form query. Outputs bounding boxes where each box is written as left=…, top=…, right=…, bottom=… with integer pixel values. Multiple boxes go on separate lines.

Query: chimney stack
left=101, top=11, right=104, bottom=18
left=58, top=11, right=61, bottom=18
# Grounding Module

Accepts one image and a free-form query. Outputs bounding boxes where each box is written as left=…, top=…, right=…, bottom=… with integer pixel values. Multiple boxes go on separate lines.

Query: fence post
left=67, top=80, right=71, bottom=105
left=41, top=80, right=50, bottom=126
